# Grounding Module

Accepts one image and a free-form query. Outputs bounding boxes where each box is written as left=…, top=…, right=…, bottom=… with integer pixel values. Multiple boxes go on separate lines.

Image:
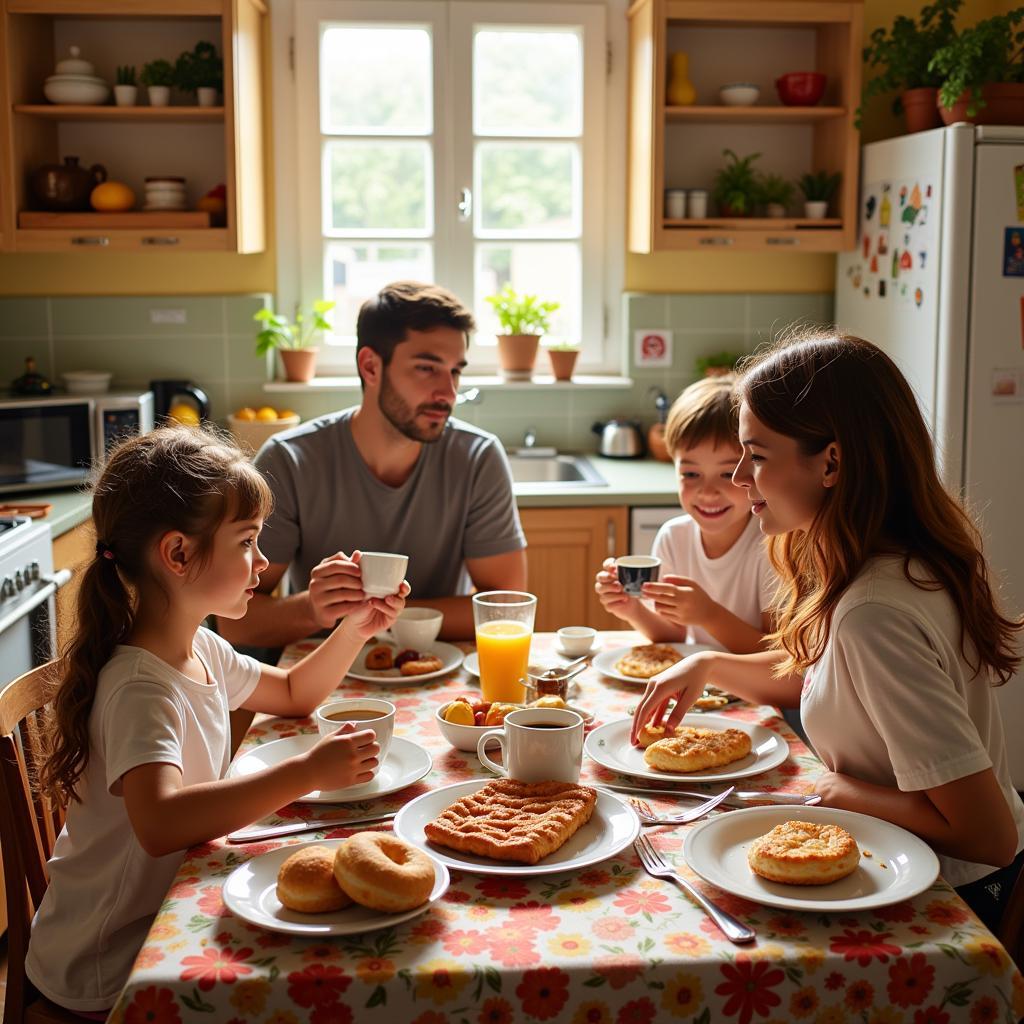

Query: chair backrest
left=0, top=662, right=66, bottom=1024
left=998, top=861, right=1024, bottom=970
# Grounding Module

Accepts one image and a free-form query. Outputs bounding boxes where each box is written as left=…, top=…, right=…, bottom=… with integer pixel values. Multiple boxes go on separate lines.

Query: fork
left=634, top=833, right=756, bottom=944
left=628, top=786, right=734, bottom=825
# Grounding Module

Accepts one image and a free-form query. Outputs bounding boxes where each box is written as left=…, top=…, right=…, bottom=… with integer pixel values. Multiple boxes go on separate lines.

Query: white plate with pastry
left=592, top=642, right=715, bottom=684
left=346, top=640, right=463, bottom=683
left=393, top=778, right=640, bottom=876
left=222, top=838, right=450, bottom=936
left=683, top=805, right=940, bottom=912
left=585, top=714, right=788, bottom=783
left=228, top=734, right=432, bottom=803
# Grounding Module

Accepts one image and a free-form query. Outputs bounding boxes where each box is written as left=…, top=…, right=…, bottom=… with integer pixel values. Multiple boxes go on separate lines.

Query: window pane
left=474, top=28, right=582, bottom=137
left=476, top=243, right=580, bottom=345
left=321, top=26, right=432, bottom=135
left=476, top=142, right=579, bottom=236
left=324, top=141, right=432, bottom=235
left=325, top=242, right=433, bottom=340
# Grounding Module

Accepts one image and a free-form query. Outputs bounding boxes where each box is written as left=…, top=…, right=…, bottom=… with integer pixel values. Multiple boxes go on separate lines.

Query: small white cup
left=477, top=707, right=584, bottom=784
left=391, top=608, right=443, bottom=649
left=315, top=697, right=395, bottom=778
left=359, top=551, right=408, bottom=597
left=665, top=188, right=686, bottom=219
left=556, top=626, right=597, bottom=656
left=687, top=189, right=708, bottom=219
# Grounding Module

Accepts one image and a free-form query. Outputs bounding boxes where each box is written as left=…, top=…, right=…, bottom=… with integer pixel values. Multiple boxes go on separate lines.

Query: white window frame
left=281, top=0, right=618, bottom=376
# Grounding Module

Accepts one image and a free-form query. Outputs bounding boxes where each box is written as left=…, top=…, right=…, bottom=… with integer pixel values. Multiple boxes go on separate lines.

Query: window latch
left=457, top=187, right=473, bottom=221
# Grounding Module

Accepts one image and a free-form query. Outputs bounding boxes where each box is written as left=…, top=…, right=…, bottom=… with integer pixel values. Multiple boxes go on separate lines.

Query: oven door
left=0, top=570, right=72, bottom=687
left=0, top=401, right=93, bottom=494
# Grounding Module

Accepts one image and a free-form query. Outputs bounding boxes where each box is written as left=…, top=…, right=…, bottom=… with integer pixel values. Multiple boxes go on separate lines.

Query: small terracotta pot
left=901, top=87, right=941, bottom=133
left=279, top=347, right=318, bottom=383
left=497, top=334, right=540, bottom=380
left=938, top=83, right=1024, bottom=126
left=548, top=348, right=579, bottom=381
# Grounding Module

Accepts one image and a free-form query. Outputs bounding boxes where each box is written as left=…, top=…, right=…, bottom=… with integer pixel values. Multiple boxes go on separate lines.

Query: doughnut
left=276, top=845, right=353, bottom=913
left=400, top=654, right=443, bottom=676
left=365, top=645, right=394, bottom=670
left=334, top=833, right=435, bottom=912
left=748, top=820, right=861, bottom=885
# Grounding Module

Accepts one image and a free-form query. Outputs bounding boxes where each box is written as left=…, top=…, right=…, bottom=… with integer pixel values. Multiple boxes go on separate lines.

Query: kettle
left=592, top=419, right=645, bottom=458
left=149, top=379, right=211, bottom=423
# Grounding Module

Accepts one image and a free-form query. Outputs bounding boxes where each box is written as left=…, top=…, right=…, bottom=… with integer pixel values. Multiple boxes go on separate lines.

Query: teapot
left=592, top=419, right=645, bottom=459
left=29, top=156, right=107, bottom=212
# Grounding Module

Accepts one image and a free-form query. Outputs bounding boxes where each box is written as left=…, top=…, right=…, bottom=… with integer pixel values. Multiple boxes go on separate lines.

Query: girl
left=633, top=333, right=1024, bottom=930
left=29, top=426, right=409, bottom=1016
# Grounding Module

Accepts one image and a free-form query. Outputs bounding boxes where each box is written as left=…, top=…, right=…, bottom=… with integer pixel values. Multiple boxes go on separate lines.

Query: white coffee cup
left=477, top=707, right=584, bottom=784
left=390, top=607, right=443, bottom=649
left=315, top=697, right=395, bottom=778
left=359, top=551, right=408, bottom=597
left=557, top=626, right=597, bottom=656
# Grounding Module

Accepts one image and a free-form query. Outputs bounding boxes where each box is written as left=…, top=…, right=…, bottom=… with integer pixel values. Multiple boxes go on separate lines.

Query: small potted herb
left=695, top=350, right=744, bottom=378
left=140, top=59, right=175, bottom=107
left=485, top=284, right=560, bottom=381
left=799, top=170, right=841, bottom=219
left=757, top=173, right=794, bottom=218
left=114, top=65, right=138, bottom=107
left=175, top=41, right=223, bottom=107
left=712, top=149, right=762, bottom=217
left=546, top=342, right=580, bottom=382
left=254, top=300, right=336, bottom=382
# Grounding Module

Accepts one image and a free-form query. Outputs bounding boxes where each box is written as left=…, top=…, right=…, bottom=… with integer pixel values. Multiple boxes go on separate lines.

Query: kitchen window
left=290, top=1, right=609, bottom=374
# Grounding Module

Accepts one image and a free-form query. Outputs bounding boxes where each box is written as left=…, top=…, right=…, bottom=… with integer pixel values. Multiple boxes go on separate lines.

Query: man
left=219, top=281, right=527, bottom=647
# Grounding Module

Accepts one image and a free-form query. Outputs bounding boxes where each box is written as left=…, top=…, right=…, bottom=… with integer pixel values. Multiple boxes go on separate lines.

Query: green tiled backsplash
left=0, top=291, right=833, bottom=452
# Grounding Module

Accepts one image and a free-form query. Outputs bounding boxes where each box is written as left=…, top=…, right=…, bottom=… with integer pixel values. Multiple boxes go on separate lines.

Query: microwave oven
left=0, top=391, right=155, bottom=495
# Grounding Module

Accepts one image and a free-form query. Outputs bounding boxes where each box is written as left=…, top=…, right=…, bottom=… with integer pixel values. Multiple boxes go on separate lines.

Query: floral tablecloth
left=109, top=632, right=1024, bottom=1024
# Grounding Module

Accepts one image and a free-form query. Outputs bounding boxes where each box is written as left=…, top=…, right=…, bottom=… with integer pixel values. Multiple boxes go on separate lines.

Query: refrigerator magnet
left=1015, top=165, right=1024, bottom=221
left=991, top=369, right=1022, bottom=402
left=1003, top=228, right=1024, bottom=277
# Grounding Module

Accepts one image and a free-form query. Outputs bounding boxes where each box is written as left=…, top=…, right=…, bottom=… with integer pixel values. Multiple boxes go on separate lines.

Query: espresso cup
left=315, top=697, right=395, bottom=777
left=615, top=555, right=661, bottom=596
left=359, top=551, right=408, bottom=597
left=390, top=607, right=443, bottom=649
left=556, top=625, right=597, bottom=656
left=477, top=708, right=584, bottom=784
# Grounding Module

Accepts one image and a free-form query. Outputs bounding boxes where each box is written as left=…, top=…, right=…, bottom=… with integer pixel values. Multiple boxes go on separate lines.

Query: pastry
left=642, top=726, right=752, bottom=772
left=615, top=643, right=683, bottom=679
left=694, top=693, right=730, bottom=710
left=276, top=845, right=352, bottom=913
left=400, top=654, right=444, bottom=676
left=365, top=645, right=394, bottom=671
left=748, top=820, right=861, bottom=885
left=424, top=779, right=596, bottom=865
left=333, top=833, right=435, bottom=912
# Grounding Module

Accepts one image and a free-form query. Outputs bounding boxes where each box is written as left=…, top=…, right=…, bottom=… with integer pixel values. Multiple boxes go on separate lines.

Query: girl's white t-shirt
left=25, top=627, right=260, bottom=1012
left=802, top=556, right=1024, bottom=887
left=651, top=513, right=776, bottom=649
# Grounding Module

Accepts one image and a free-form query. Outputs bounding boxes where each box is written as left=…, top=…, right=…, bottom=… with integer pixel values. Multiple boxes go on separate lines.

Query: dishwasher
left=629, top=506, right=679, bottom=556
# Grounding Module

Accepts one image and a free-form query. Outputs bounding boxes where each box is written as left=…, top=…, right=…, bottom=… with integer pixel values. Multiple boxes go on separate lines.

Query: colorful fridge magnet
left=870, top=254, right=879, bottom=274
left=880, top=193, right=892, bottom=227
left=901, top=184, right=922, bottom=224
left=891, top=249, right=900, bottom=278
left=878, top=234, right=888, bottom=255
left=899, top=250, right=914, bottom=270
left=865, top=195, right=877, bottom=220
left=862, top=234, right=871, bottom=258
left=1003, top=227, right=1024, bottom=277
left=879, top=280, right=887, bottom=297
left=919, top=251, right=927, bottom=269
left=1015, top=165, right=1024, bottom=221
left=915, top=287, right=924, bottom=307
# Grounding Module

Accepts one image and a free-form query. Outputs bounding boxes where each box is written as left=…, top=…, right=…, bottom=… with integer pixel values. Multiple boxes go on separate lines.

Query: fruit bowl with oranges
left=227, top=406, right=299, bottom=454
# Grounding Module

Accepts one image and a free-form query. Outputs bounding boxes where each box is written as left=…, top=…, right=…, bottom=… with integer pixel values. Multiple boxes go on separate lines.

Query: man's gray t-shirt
left=254, top=408, right=526, bottom=598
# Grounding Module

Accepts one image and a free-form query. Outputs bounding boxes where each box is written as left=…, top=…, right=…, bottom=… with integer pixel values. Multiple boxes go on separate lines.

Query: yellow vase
left=667, top=51, right=697, bottom=106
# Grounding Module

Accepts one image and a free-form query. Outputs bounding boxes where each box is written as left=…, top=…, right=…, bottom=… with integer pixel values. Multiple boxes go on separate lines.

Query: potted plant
left=757, top=173, right=794, bottom=218
left=140, top=59, right=175, bottom=107
left=546, top=342, right=580, bottom=382
left=175, top=41, right=223, bottom=107
left=114, top=65, right=138, bottom=107
left=695, top=350, right=744, bottom=378
left=712, top=149, right=762, bottom=217
left=859, top=0, right=961, bottom=134
left=799, top=170, right=841, bottom=219
left=485, top=284, right=560, bottom=381
left=930, top=8, right=1024, bottom=125
left=254, top=300, right=336, bottom=383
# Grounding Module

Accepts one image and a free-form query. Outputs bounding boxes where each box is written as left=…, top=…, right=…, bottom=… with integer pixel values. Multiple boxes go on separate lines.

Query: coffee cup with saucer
left=555, top=625, right=598, bottom=658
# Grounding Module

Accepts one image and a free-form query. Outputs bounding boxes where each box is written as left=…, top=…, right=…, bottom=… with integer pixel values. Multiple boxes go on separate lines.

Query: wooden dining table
left=107, top=631, right=1024, bottom=1024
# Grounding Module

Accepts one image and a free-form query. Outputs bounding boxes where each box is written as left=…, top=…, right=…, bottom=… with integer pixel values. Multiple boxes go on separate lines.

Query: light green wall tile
left=0, top=298, right=49, bottom=339
left=224, top=294, right=270, bottom=335
left=52, top=335, right=225, bottom=384
left=623, top=294, right=669, bottom=328
left=747, top=293, right=830, bottom=345
left=667, top=294, right=746, bottom=331
left=51, top=296, right=224, bottom=337
left=227, top=334, right=272, bottom=380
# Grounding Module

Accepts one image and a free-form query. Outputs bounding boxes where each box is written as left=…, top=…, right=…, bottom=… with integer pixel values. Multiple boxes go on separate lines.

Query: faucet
left=523, top=426, right=537, bottom=449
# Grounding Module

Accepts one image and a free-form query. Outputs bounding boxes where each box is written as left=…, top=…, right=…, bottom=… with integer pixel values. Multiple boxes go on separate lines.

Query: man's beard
left=378, top=369, right=451, bottom=443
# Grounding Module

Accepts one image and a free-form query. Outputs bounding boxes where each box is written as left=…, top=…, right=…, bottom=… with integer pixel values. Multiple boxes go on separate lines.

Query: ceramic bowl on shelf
left=43, top=75, right=110, bottom=105
left=775, top=71, right=826, bottom=106
left=62, top=371, right=112, bottom=395
left=719, top=83, right=760, bottom=106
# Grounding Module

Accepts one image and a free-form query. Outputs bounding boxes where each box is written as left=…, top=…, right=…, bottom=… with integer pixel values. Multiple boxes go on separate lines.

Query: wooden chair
left=0, top=663, right=85, bottom=1024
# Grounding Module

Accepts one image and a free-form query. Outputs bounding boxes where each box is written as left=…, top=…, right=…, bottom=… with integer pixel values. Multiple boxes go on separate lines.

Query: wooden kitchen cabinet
left=0, top=0, right=265, bottom=253
left=627, top=0, right=862, bottom=253
left=52, top=518, right=94, bottom=654
left=520, top=506, right=629, bottom=632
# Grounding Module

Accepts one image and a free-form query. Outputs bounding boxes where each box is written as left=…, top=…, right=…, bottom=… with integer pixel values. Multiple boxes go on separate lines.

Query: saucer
left=555, top=640, right=600, bottom=658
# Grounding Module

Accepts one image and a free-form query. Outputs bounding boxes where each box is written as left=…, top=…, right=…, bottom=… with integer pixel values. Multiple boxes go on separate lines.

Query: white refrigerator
left=837, top=124, right=1024, bottom=786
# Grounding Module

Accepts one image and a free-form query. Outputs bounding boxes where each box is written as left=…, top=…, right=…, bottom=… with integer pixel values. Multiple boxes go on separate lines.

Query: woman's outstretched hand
left=630, top=651, right=714, bottom=746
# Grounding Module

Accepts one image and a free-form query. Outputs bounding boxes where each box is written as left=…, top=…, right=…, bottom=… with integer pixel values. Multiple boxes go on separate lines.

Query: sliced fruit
left=484, top=702, right=518, bottom=726
left=444, top=701, right=474, bottom=726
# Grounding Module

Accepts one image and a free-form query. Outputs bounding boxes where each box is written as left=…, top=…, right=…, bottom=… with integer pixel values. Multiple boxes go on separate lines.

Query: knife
left=599, top=783, right=820, bottom=807
left=227, top=812, right=397, bottom=843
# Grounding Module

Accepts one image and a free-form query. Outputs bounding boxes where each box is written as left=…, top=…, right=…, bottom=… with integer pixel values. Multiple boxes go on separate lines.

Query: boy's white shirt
left=26, top=627, right=260, bottom=1012
left=650, top=513, right=776, bottom=649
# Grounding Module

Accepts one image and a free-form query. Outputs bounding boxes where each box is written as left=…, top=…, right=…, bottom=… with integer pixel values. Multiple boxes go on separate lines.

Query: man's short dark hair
left=356, top=281, right=476, bottom=375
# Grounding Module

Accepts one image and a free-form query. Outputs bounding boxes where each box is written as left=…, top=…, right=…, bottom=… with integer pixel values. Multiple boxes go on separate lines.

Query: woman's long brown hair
left=40, top=426, right=272, bottom=806
left=738, top=331, right=1021, bottom=682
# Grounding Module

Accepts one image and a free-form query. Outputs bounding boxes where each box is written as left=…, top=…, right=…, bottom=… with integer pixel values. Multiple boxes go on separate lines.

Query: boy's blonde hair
left=663, top=373, right=740, bottom=455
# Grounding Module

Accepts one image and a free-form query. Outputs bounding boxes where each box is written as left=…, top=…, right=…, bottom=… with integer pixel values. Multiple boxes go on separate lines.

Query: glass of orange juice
left=472, top=591, right=537, bottom=703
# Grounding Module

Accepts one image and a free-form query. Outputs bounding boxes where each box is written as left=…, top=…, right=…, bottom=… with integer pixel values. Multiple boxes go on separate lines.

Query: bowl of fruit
left=228, top=406, right=300, bottom=455
left=436, top=694, right=594, bottom=751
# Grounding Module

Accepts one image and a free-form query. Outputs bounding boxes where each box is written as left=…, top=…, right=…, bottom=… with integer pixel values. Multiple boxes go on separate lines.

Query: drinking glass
left=472, top=591, right=537, bottom=702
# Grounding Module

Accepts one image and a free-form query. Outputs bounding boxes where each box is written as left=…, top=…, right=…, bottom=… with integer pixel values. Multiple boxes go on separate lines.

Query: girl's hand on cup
left=343, top=581, right=411, bottom=642
left=304, top=722, right=381, bottom=790
left=309, top=549, right=366, bottom=629
left=641, top=574, right=716, bottom=628
left=630, top=651, right=714, bottom=747
left=595, top=557, right=636, bottom=615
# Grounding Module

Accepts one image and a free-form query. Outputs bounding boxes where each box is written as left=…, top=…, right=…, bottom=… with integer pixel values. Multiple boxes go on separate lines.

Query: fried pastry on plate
left=642, top=726, right=751, bottom=772
left=748, top=820, right=860, bottom=885
left=614, top=643, right=683, bottom=679
left=365, top=645, right=394, bottom=671
left=400, top=654, right=444, bottom=676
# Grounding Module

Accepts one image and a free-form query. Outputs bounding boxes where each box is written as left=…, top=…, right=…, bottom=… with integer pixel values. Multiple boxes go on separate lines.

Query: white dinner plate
left=592, top=642, right=715, bottom=684
left=346, top=640, right=463, bottom=683
left=393, top=779, right=640, bottom=876
left=684, top=805, right=940, bottom=912
left=222, top=839, right=450, bottom=936
left=585, top=714, right=788, bottom=783
left=228, top=734, right=432, bottom=804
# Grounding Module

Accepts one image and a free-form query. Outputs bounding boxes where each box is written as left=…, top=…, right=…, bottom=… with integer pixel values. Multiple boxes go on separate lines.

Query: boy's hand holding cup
left=594, top=557, right=635, bottom=614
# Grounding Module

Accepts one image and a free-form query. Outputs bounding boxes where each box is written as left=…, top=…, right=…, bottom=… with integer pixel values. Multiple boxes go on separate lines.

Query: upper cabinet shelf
left=14, top=104, right=225, bottom=122
left=665, top=104, right=846, bottom=123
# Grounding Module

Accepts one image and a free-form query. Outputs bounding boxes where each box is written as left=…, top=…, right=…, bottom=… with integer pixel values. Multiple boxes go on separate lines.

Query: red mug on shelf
left=775, top=71, right=826, bottom=107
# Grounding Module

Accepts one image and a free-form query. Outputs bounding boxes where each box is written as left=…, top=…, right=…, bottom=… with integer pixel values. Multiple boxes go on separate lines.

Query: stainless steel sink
left=506, top=454, right=607, bottom=487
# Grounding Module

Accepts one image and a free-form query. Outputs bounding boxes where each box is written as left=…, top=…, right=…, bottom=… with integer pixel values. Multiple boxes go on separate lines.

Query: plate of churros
left=346, top=640, right=463, bottom=683
left=592, top=642, right=715, bottom=684
left=585, top=714, right=788, bottom=783
left=683, top=805, right=940, bottom=912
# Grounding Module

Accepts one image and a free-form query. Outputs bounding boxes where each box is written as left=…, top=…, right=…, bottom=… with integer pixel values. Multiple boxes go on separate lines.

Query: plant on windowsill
left=757, top=173, right=795, bottom=218
left=254, top=300, right=336, bottom=383
left=799, top=170, right=841, bottom=219
left=485, top=284, right=560, bottom=381
left=174, top=41, right=223, bottom=107
left=695, top=350, right=744, bottom=378
left=712, top=149, right=762, bottom=217
left=545, top=342, right=581, bottom=382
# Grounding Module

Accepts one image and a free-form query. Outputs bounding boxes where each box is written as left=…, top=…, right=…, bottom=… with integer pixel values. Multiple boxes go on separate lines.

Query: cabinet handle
left=699, top=237, right=733, bottom=246
left=606, top=517, right=617, bottom=556
left=142, top=236, right=180, bottom=246
left=71, top=236, right=109, bottom=246
left=767, top=237, right=799, bottom=246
